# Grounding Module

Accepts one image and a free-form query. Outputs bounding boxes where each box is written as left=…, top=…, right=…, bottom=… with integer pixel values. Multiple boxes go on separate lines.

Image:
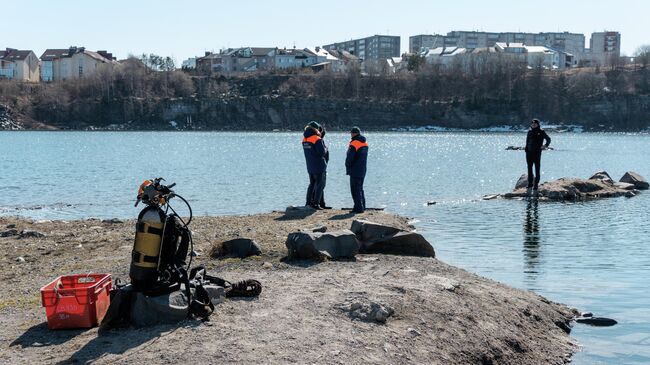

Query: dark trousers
left=350, top=176, right=366, bottom=212
left=526, top=151, right=542, bottom=188
left=306, top=172, right=326, bottom=206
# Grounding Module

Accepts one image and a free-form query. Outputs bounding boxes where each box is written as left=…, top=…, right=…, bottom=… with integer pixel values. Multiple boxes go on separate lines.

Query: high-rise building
left=323, top=35, right=400, bottom=60
left=589, top=31, right=621, bottom=66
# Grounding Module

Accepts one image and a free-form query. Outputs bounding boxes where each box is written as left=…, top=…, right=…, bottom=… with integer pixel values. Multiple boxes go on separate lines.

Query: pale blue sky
left=3, top=0, right=648, bottom=62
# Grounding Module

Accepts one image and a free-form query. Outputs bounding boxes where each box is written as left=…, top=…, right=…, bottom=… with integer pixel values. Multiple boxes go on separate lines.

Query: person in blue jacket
left=302, top=121, right=328, bottom=209
left=345, top=126, right=368, bottom=213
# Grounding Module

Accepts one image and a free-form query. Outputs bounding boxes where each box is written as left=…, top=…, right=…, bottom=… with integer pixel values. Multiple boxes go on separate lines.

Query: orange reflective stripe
left=303, top=135, right=321, bottom=144
left=349, top=140, right=369, bottom=151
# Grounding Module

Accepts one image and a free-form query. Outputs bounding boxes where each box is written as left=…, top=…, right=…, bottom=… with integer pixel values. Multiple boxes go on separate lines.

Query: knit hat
left=351, top=126, right=361, bottom=134
left=307, top=121, right=321, bottom=130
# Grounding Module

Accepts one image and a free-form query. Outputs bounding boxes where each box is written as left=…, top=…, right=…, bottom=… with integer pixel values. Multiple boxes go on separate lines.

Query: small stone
left=16, top=256, right=25, bottom=262
left=76, top=244, right=83, bottom=248
left=262, top=262, right=273, bottom=269
left=102, top=218, right=124, bottom=224
left=18, top=230, right=45, bottom=239
left=311, top=225, right=327, bottom=233
left=407, top=328, right=422, bottom=336
left=0, top=229, right=18, bottom=237
left=6, top=224, right=16, bottom=229
left=482, top=194, right=498, bottom=200
left=350, top=302, right=362, bottom=311
left=426, top=201, right=437, bottom=206
left=375, top=308, right=390, bottom=323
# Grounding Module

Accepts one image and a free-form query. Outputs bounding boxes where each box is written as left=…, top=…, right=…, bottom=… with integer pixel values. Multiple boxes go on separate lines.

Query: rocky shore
left=1, top=209, right=578, bottom=364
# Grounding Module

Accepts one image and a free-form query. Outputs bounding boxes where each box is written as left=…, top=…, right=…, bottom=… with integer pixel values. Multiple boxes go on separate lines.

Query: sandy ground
left=0, top=209, right=578, bottom=364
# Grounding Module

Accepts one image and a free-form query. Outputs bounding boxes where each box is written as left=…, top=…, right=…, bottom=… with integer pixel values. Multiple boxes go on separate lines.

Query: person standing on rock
left=303, top=121, right=328, bottom=210
left=525, top=119, right=551, bottom=190
left=346, top=127, right=369, bottom=213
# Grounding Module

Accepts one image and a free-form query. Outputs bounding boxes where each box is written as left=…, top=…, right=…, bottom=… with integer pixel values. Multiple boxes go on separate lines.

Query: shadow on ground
left=274, top=208, right=316, bottom=221
left=11, top=321, right=200, bottom=364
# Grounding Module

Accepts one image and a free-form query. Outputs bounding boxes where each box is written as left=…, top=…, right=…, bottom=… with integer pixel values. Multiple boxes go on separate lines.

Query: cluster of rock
left=285, top=219, right=435, bottom=260
left=491, top=171, right=648, bottom=201
left=0, top=104, right=23, bottom=130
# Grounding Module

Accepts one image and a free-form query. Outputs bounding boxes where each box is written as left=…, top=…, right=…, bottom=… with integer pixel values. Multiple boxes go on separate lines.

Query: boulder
left=351, top=220, right=401, bottom=242
left=589, top=171, right=614, bottom=185
left=210, top=238, right=262, bottom=259
left=362, top=231, right=435, bottom=258
left=620, top=171, right=649, bottom=190
left=515, top=174, right=529, bottom=189
left=614, top=182, right=636, bottom=191
left=285, top=230, right=359, bottom=260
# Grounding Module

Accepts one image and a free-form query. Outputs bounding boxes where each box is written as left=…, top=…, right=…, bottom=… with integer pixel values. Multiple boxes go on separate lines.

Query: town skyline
left=2, top=0, right=648, bottom=63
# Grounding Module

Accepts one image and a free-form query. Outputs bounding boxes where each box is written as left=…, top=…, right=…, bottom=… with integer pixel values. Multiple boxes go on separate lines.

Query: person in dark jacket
left=303, top=122, right=328, bottom=209
left=345, top=127, right=368, bottom=213
left=525, top=119, right=551, bottom=190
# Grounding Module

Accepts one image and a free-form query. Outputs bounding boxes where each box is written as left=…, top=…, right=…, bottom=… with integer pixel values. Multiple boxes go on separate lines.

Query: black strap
left=131, top=250, right=158, bottom=264
left=136, top=222, right=163, bottom=236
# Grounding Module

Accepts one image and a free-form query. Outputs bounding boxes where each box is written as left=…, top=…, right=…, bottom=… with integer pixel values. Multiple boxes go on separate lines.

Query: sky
left=2, top=0, right=648, bottom=63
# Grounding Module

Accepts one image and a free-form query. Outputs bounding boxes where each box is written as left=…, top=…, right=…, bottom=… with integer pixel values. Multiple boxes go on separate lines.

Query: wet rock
left=589, top=171, right=614, bottom=184
left=575, top=317, right=617, bottom=327
left=102, top=218, right=124, bottom=224
left=503, top=175, right=641, bottom=201
left=285, top=230, right=359, bottom=260
left=18, top=230, right=46, bottom=239
left=0, top=229, right=18, bottom=237
left=515, top=174, right=529, bottom=189
left=350, top=220, right=401, bottom=242
left=614, top=182, right=636, bottom=191
left=619, top=171, right=649, bottom=190
left=210, top=238, right=262, bottom=259
left=362, top=231, right=435, bottom=258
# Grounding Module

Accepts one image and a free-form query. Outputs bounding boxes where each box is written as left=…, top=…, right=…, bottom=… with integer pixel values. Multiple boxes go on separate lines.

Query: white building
left=40, top=47, right=117, bottom=82
left=0, top=48, right=40, bottom=82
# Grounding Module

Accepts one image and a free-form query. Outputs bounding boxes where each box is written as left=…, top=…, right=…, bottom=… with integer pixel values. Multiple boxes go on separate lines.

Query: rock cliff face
left=28, top=94, right=649, bottom=132
left=0, top=104, right=23, bottom=130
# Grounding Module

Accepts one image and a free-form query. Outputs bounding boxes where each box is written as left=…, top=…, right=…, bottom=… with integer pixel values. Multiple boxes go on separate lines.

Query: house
left=274, top=48, right=317, bottom=69
left=40, top=47, right=117, bottom=82
left=0, top=48, right=40, bottom=82
left=307, top=47, right=347, bottom=73
left=197, top=47, right=276, bottom=74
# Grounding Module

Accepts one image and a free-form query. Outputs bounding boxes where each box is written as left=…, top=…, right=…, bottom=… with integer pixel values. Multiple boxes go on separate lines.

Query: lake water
left=1, top=131, right=649, bottom=364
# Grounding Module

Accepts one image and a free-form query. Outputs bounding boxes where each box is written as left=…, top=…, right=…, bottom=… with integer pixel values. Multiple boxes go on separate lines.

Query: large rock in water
left=589, top=171, right=614, bottom=185
left=501, top=173, right=640, bottom=201
left=620, top=171, right=649, bottom=190
left=515, top=174, right=529, bottom=189
left=285, top=230, right=359, bottom=260
left=351, top=220, right=435, bottom=258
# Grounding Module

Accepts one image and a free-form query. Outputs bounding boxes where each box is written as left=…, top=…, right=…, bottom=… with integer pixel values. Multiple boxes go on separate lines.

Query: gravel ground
left=0, top=209, right=577, bottom=364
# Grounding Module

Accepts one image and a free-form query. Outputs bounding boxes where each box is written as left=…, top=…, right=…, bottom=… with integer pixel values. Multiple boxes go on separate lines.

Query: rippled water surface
left=1, top=131, right=649, bottom=364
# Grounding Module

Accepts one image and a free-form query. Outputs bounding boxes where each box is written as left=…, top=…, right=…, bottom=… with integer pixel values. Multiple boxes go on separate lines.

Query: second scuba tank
left=129, top=205, right=167, bottom=288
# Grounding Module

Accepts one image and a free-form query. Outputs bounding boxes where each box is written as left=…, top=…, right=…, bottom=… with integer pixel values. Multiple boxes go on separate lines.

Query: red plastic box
left=40, top=273, right=112, bottom=329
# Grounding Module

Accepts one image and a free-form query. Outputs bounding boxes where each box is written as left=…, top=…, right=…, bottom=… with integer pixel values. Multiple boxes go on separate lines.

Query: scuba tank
left=129, top=178, right=192, bottom=290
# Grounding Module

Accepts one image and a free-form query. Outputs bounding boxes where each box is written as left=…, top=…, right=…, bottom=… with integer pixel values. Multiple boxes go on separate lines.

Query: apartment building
left=589, top=31, right=621, bottom=67
left=323, top=35, right=400, bottom=60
